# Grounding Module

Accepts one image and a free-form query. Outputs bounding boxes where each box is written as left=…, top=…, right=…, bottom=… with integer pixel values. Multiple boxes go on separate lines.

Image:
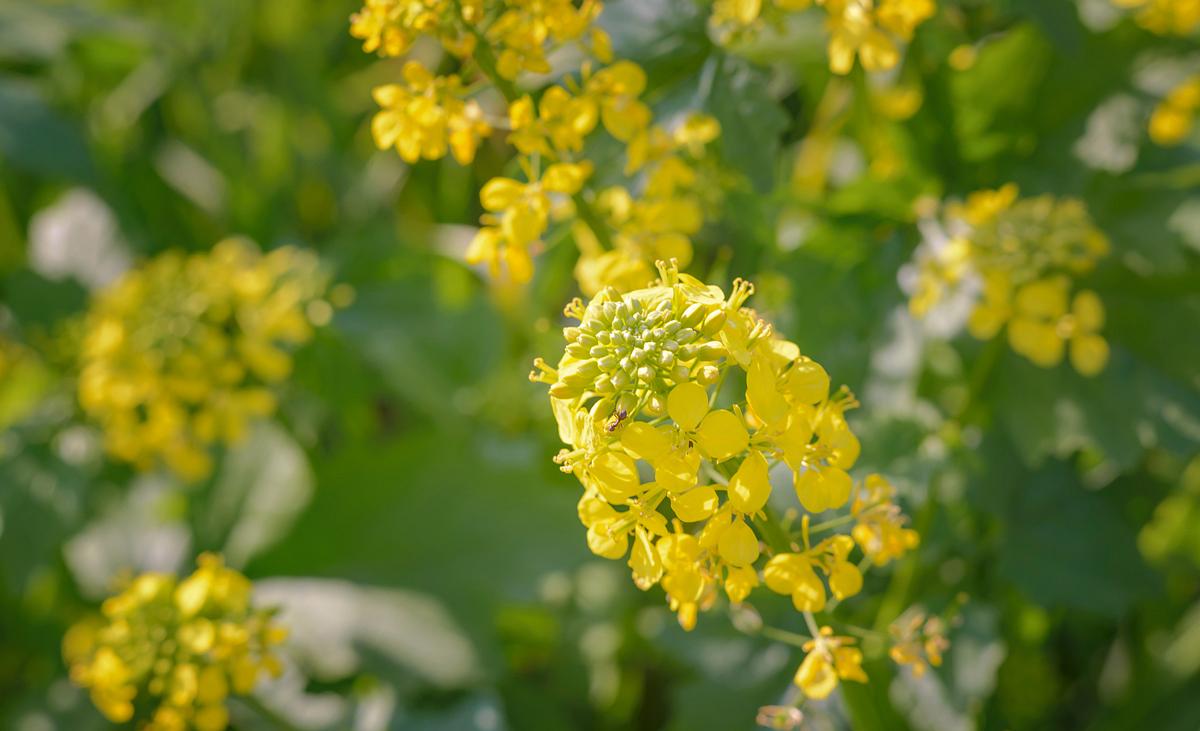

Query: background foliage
left=2, top=1, right=1199, bottom=729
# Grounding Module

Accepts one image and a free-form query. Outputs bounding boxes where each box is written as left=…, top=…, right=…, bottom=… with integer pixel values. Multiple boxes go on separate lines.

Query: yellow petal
left=724, top=565, right=759, bottom=603
left=1070, top=334, right=1109, bottom=377
left=764, top=553, right=816, bottom=595
left=794, top=466, right=852, bottom=513
left=621, top=422, right=671, bottom=462
left=655, top=451, right=700, bottom=494
left=747, top=355, right=789, bottom=427
left=1008, top=318, right=1065, bottom=368
left=587, top=521, right=630, bottom=559
left=672, top=485, right=720, bottom=522
left=668, top=382, right=710, bottom=432
left=1072, top=290, right=1105, bottom=331
left=1014, top=277, right=1069, bottom=319
left=782, top=357, right=830, bottom=405
left=795, top=649, right=838, bottom=699
left=480, top=177, right=524, bottom=211
left=717, top=517, right=760, bottom=566
left=589, top=451, right=641, bottom=501
left=696, top=409, right=749, bottom=461
left=828, top=561, right=863, bottom=600
left=728, top=450, right=771, bottom=514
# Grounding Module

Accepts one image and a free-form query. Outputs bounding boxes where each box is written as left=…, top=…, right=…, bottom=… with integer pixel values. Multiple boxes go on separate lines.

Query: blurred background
left=2, top=1, right=1200, bottom=730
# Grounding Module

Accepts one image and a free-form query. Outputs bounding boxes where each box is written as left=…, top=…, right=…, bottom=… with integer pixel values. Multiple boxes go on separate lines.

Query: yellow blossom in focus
left=532, top=262, right=917, bottom=631
left=64, top=554, right=286, bottom=730
left=78, top=238, right=336, bottom=481
left=371, top=61, right=492, bottom=165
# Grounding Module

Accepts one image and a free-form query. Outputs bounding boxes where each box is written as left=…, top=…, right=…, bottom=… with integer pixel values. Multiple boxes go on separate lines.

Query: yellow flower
left=1149, top=76, right=1200, bottom=146
left=466, top=160, right=593, bottom=284
left=508, top=86, right=599, bottom=158
left=371, top=61, right=492, bottom=165
left=585, top=61, right=653, bottom=142
left=78, top=238, right=335, bottom=481
left=889, top=608, right=950, bottom=677
left=65, top=554, right=286, bottom=730
left=1113, top=0, right=1200, bottom=35
left=1007, top=277, right=1109, bottom=376
left=349, top=0, right=475, bottom=58
left=534, top=264, right=914, bottom=631
left=825, top=0, right=899, bottom=74
left=851, top=475, right=919, bottom=565
left=794, top=627, right=868, bottom=699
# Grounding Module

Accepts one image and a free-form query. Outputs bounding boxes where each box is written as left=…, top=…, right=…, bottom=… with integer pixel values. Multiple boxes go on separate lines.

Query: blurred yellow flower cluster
left=1112, top=0, right=1200, bottom=35
left=710, top=0, right=936, bottom=75
left=1149, top=75, right=1200, bottom=146
left=888, top=606, right=950, bottom=677
left=532, top=261, right=919, bottom=672
left=351, top=1, right=722, bottom=292
left=63, top=554, right=286, bottom=731
left=79, top=238, right=339, bottom=481
left=908, top=185, right=1112, bottom=376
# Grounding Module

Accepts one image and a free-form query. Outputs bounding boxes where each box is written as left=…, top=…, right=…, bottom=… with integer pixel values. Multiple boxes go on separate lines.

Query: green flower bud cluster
left=549, top=289, right=728, bottom=404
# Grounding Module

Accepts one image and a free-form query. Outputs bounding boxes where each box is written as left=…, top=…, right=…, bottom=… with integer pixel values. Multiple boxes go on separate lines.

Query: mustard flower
left=1149, top=75, right=1200, bottom=146
left=78, top=238, right=338, bottom=481
left=64, top=554, right=287, bottom=730
left=532, top=262, right=916, bottom=632
left=371, top=61, right=492, bottom=165
left=906, top=186, right=1111, bottom=376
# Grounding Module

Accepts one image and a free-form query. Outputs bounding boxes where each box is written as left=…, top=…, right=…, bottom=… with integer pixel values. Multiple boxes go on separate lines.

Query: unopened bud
left=697, top=341, right=727, bottom=360
left=657, top=350, right=675, bottom=368
left=549, top=381, right=583, bottom=399
left=563, top=326, right=581, bottom=342
left=672, top=364, right=690, bottom=382
left=674, top=327, right=697, bottom=344
left=701, top=308, right=727, bottom=336
left=645, top=395, right=666, bottom=416
left=566, top=342, right=590, bottom=358
left=698, top=365, right=720, bottom=384
left=637, top=365, right=655, bottom=382
left=597, top=355, right=619, bottom=371
left=680, top=302, right=706, bottom=327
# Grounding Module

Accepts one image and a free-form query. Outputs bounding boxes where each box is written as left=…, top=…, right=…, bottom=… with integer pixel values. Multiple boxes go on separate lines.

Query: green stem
left=761, top=625, right=813, bottom=648
left=807, top=512, right=856, bottom=534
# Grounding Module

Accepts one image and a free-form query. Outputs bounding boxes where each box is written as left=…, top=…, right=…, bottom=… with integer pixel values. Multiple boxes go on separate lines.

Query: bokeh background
left=2, top=1, right=1200, bottom=730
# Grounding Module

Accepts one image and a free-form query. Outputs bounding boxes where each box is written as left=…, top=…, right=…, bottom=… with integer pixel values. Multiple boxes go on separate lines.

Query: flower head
left=534, top=263, right=913, bottom=631
left=905, top=187, right=1111, bottom=376
left=78, top=238, right=338, bottom=480
left=64, top=554, right=286, bottom=730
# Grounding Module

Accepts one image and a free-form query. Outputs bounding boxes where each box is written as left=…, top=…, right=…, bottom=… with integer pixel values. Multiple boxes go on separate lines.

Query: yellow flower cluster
left=531, top=262, right=919, bottom=662
left=908, top=185, right=1112, bottom=376
left=63, top=554, right=286, bottom=731
left=1111, top=0, right=1200, bottom=35
left=888, top=607, right=950, bottom=677
left=352, top=1, right=722, bottom=292
left=710, top=0, right=937, bottom=75
left=1149, top=75, right=1200, bottom=146
left=79, top=238, right=339, bottom=481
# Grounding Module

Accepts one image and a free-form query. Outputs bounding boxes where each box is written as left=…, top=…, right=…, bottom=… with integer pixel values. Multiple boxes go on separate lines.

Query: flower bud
left=549, top=381, right=583, bottom=399
left=697, top=341, right=727, bottom=360
left=672, top=364, right=691, bottom=382
left=566, top=342, right=591, bottom=358
left=563, top=327, right=581, bottom=342
left=560, top=359, right=600, bottom=385
left=681, top=302, right=706, bottom=327
left=698, top=364, right=720, bottom=384
left=598, top=355, right=619, bottom=371
left=701, top=308, right=727, bottom=336
left=675, top=327, right=697, bottom=344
